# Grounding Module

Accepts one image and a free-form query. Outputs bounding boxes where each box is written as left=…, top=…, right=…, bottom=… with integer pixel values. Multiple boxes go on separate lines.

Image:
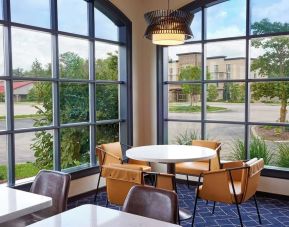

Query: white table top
left=27, top=204, right=181, bottom=227
left=126, top=145, right=216, bottom=163
left=0, top=186, right=52, bottom=224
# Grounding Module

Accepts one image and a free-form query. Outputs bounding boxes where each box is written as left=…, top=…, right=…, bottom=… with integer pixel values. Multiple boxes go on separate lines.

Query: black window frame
left=0, top=0, right=132, bottom=186
left=157, top=0, right=289, bottom=180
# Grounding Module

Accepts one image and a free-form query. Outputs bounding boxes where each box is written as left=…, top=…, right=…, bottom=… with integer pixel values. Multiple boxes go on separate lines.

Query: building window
left=159, top=0, right=289, bottom=173
left=0, top=0, right=132, bottom=185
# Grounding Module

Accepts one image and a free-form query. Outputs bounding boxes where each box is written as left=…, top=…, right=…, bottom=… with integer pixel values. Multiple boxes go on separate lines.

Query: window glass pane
left=60, top=83, right=89, bottom=124
left=13, top=81, right=52, bottom=129
left=187, top=10, right=202, bottom=42
left=59, top=36, right=89, bottom=79
left=206, top=123, right=245, bottom=160
left=206, top=82, right=245, bottom=122
left=250, top=36, right=289, bottom=79
left=249, top=125, right=289, bottom=169
left=0, top=80, right=5, bottom=130
left=168, top=84, right=202, bottom=120
left=11, top=0, right=50, bottom=28
left=251, top=0, right=289, bottom=35
left=250, top=82, right=289, bottom=123
left=0, top=25, right=4, bottom=77
left=0, top=135, right=7, bottom=184
left=15, top=131, right=50, bottom=181
left=95, top=8, right=118, bottom=41
left=168, top=122, right=201, bottom=145
left=206, top=40, right=246, bottom=80
left=58, top=0, right=88, bottom=35
left=96, top=84, right=119, bottom=121
left=167, top=44, right=202, bottom=81
left=206, top=0, right=246, bottom=39
left=0, top=0, right=3, bottom=20
left=96, top=123, right=119, bottom=145
left=95, top=41, right=119, bottom=80
left=12, top=28, right=51, bottom=78
left=61, top=126, right=89, bottom=169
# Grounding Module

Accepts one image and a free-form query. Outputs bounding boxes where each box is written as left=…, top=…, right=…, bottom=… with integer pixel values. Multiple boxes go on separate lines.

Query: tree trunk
left=280, top=98, right=287, bottom=123
left=190, top=94, right=193, bottom=106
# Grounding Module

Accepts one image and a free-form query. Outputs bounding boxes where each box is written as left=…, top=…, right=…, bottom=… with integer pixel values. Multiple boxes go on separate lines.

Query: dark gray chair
left=0, top=170, right=71, bottom=227
left=122, top=185, right=179, bottom=224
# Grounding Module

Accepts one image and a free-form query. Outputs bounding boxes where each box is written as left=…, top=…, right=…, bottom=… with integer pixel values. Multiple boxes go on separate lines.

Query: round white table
left=126, top=144, right=216, bottom=174
left=126, top=144, right=216, bottom=221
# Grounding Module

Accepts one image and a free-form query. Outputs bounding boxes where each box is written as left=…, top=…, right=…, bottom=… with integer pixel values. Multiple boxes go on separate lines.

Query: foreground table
left=27, top=204, right=181, bottom=227
left=0, top=186, right=52, bottom=224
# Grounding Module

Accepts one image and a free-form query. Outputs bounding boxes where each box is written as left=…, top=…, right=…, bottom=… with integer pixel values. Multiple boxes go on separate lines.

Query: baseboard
left=68, top=186, right=106, bottom=202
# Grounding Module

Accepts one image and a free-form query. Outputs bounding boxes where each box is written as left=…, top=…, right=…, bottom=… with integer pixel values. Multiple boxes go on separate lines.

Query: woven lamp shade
left=144, top=9, right=194, bottom=45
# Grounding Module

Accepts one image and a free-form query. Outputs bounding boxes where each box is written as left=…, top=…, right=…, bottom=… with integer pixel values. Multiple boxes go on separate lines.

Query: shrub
left=175, top=130, right=200, bottom=145
left=230, top=136, right=273, bottom=165
left=276, top=143, right=289, bottom=168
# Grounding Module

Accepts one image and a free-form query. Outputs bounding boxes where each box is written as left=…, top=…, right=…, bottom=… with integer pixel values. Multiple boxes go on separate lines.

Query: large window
left=0, top=0, right=132, bottom=185
left=160, top=0, right=289, bottom=171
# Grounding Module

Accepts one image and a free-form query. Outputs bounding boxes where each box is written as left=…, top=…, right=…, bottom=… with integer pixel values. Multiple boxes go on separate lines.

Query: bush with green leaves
left=175, top=130, right=200, bottom=145
left=276, top=143, right=289, bottom=168
left=230, top=136, right=273, bottom=165
left=29, top=52, right=119, bottom=169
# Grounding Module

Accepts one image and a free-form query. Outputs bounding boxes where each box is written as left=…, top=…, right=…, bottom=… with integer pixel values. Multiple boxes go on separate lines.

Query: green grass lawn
left=0, top=163, right=40, bottom=181
left=169, top=105, right=227, bottom=113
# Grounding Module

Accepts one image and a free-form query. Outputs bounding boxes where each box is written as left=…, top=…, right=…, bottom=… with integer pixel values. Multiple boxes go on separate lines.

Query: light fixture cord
left=168, top=0, right=170, bottom=10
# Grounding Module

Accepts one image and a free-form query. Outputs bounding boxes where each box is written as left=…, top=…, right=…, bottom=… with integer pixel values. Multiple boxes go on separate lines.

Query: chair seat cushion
left=176, top=162, right=209, bottom=176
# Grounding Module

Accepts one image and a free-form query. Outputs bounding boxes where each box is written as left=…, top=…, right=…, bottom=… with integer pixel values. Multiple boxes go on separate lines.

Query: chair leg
left=186, top=175, right=190, bottom=189
left=254, top=195, right=262, bottom=224
left=235, top=203, right=243, bottom=227
left=105, top=198, right=109, bottom=207
left=191, top=191, right=199, bottom=226
left=212, top=201, right=216, bottom=214
left=94, top=173, right=102, bottom=203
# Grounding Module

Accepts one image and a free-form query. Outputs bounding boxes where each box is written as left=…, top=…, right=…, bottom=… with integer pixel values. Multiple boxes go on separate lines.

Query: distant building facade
left=168, top=52, right=261, bottom=102
left=0, top=81, right=34, bottom=102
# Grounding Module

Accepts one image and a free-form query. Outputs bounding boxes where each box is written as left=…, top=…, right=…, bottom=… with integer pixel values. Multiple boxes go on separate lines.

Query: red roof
left=0, top=81, right=33, bottom=94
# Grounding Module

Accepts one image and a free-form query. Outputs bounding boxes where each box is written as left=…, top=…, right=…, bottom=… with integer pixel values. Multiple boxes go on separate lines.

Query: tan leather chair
left=94, top=142, right=151, bottom=202
left=122, top=185, right=179, bottom=224
left=175, top=140, right=221, bottom=188
left=192, top=158, right=264, bottom=227
left=102, top=164, right=145, bottom=205
left=0, top=170, right=71, bottom=227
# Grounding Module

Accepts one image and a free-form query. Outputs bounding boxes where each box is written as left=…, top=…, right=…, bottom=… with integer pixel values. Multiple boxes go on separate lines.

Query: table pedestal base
left=166, top=163, right=192, bottom=221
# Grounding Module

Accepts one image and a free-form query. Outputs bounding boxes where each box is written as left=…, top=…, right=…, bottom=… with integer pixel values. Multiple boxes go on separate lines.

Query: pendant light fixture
left=144, top=0, right=194, bottom=46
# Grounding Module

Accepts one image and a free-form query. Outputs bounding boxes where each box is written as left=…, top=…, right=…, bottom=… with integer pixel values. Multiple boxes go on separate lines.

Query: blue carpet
left=68, top=182, right=289, bottom=226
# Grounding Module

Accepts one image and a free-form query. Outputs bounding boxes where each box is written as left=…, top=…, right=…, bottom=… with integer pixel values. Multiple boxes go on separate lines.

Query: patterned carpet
left=68, top=182, right=289, bottom=227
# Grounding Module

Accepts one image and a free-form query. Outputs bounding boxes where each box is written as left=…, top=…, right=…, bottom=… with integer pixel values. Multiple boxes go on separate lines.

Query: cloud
left=252, top=0, right=289, bottom=24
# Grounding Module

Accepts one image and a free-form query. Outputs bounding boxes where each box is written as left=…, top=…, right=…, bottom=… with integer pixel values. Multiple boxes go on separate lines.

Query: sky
left=1, top=0, right=289, bottom=73
left=0, top=0, right=119, bottom=73
left=169, top=0, right=289, bottom=61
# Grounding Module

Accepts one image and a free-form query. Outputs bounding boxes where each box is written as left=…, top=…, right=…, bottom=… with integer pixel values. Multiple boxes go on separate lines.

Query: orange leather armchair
left=94, top=142, right=151, bottom=202
left=192, top=158, right=264, bottom=227
left=101, top=164, right=176, bottom=206
left=175, top=140, right=221, bottom=188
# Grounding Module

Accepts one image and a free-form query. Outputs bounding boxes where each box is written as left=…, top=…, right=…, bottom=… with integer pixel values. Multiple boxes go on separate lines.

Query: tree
left=179, top=66, right=203, bottom=106
left=230, top=84, right=245, bottom=103
left=207, top=84, right=218, bottom=101
left=251, top=19, right=289, bottom=123
left=30, top=52, right=119, bottom=169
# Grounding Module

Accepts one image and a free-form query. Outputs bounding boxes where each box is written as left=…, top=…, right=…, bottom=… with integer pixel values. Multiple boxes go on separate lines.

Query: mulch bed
left=255, top=126, right=289, bottom=141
